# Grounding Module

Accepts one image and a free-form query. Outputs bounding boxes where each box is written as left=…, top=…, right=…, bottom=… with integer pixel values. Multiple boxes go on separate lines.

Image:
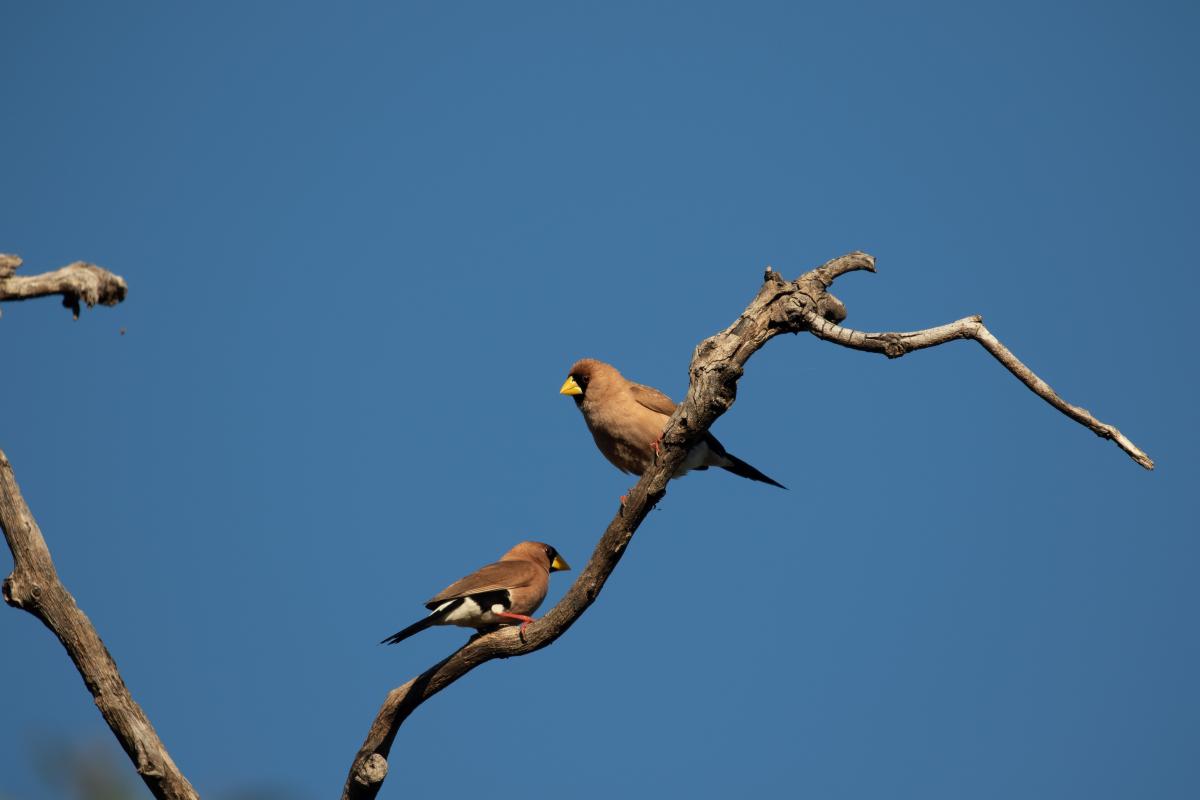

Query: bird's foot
left=650, top=436, right=662, bottom=461
left=494, top=611, right=536, bottom=640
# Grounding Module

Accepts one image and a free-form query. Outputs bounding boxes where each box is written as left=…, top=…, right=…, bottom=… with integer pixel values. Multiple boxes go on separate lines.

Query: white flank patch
left=433, top=597, right=514, bottom=628
left=438, top=597, right=485, bottom=627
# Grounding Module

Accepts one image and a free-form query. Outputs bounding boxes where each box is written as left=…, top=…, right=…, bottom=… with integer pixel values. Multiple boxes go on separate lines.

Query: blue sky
left=1, top=2, right=1197, bottom=798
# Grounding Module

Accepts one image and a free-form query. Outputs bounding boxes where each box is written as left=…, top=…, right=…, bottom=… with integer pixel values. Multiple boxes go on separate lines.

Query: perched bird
left=381, top=541, right=570, bottom=645
left=559, top=358, right=785, bottom=489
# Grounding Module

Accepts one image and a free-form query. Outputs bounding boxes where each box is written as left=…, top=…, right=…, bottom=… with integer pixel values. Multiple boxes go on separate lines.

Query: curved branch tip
left=809, top=251, right=877, bottom=287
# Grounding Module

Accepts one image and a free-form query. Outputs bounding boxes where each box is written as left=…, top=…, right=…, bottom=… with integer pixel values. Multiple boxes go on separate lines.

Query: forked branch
left=0, top=247, right=1149, bottom=799
left=0, top=253, right=127, bottom=318
left=343, top=251, right=1151, bottom=798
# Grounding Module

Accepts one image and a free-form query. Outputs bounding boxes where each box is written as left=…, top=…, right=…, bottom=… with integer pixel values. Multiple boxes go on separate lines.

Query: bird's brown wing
left=629, top=382, right=677, bottom=416
left=425, top=560, right=542, bottom=608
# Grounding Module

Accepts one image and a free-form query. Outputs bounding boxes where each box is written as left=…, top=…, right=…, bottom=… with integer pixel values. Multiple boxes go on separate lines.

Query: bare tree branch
left=341, top=479, right=667, bottom=799
left=0, top=254, right=127, bottom=319
left=342, top=251, right=1152, bottom=798
left=802, top=313, right=1154, bottom=469
left=1, top=261, right=192, bottom=797
left=801, top=311, right=1156, bottom=472
left=1, top=246, right=1147, bottom=800
left=1, top=449, right=199, bottom=800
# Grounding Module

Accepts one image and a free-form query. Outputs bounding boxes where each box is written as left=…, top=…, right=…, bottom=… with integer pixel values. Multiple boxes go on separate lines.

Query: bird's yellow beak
left=550, top=555, right=571, bottom=572
left=559, top=376, right=582, bottom=396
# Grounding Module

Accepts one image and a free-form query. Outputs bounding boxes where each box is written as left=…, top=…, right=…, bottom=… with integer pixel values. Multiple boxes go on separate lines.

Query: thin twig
left=802, top=312, right=1154, bottom=469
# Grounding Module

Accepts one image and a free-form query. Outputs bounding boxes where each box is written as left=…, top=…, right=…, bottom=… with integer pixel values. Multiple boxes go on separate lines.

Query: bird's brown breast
left=579, top=389, right=670, bottom=476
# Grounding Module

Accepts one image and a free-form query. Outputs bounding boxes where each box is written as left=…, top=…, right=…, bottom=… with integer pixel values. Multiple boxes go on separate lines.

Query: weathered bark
left=1, top=259, right=194, bottom=798
left=1, top=247, right=1151, bottom=799
left=802, top=313, right=1154, bottom=469
left=1, top=450, right=199, bottom=800
left=342, top=251, right=1151, bottom=799
left=0, top=254, right=127, bottom=318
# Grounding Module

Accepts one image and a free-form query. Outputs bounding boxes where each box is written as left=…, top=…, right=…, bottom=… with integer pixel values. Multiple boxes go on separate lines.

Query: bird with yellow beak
left=560, top=358, right=785, bottom=488
left=381, top=541, right=570, bottom=645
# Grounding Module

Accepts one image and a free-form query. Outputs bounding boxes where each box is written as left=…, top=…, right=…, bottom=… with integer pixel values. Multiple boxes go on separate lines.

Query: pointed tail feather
left=380, top=614, right=437, bottom=645
left=721, top=453, right=787, bottom=489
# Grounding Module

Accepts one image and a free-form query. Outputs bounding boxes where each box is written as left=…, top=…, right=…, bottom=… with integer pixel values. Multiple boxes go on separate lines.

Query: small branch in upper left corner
left=0, top=254, right=127, bottom=318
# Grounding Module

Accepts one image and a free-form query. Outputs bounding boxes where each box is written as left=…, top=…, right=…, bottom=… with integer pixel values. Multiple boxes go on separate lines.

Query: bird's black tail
left=721, top=453, right=787, bottom=489
left=380, top=614, right=438, bottom=645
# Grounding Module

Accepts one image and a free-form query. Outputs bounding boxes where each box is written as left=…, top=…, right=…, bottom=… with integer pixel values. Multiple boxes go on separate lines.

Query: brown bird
left=381, top=541, right=570, bottom=645
left=560, top=358, right=785, bottom=489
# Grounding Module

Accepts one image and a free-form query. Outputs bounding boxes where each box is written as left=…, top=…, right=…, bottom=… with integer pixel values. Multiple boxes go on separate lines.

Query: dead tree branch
left=0, top=253, right=127, bottom=319
left=802, top=313, right=1153, bottom=469
left=1, top=263, right=192, bottom=797
left=342, top=250, right=1151, bottom=798
left=1, top=450, right=199, bottom=800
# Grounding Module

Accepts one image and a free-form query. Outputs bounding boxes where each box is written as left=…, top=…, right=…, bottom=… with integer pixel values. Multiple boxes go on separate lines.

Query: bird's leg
left=493, top=611, right=536, bottom=638
left=650, top=435, right=662, bottom=461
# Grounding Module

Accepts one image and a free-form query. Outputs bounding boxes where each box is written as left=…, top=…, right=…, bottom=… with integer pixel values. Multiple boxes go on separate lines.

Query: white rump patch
left=676, top=440, right=730, bottom=476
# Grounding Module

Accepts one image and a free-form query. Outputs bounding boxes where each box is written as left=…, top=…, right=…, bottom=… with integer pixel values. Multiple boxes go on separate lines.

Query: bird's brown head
left=559, top=358, right=616, bottom=405
left=502, top=541, right=571, bottom=573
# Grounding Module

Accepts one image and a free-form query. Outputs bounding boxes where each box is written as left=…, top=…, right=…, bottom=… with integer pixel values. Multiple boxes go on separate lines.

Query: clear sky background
left=1, top=3, right=1197, bottom=799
